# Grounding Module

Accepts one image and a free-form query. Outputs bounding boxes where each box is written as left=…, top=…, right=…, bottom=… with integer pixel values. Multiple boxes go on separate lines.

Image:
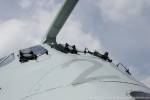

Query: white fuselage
left=0, top=44, right=150, bottom=100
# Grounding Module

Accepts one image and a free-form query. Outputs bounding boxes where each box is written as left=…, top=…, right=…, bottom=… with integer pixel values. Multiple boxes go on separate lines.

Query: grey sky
left=0, top=0, right=150, bottom=87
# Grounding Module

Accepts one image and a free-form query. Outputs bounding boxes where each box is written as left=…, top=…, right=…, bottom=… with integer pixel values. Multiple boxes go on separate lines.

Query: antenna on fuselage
left=44, top=0, right=79, bottom=44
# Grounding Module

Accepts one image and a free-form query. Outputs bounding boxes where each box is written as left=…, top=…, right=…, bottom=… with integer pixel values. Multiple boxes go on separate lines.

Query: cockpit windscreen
left=0, top=53, right=15, bottom=67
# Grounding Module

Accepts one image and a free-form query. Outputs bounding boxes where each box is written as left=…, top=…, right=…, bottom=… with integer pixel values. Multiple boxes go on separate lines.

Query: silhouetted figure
left=84, top=48, right=88, bottom=54
left=101, top=52, right=109, bottom=60
left=64, top=43, right=70, bottom=52
left=101, top=52, right=112, bottom=62
left=71, top=45, right=77, bottom=54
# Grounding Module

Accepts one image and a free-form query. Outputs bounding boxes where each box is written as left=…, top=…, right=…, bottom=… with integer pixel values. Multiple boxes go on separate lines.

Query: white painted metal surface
left=0, top=44, right=150, bottom=100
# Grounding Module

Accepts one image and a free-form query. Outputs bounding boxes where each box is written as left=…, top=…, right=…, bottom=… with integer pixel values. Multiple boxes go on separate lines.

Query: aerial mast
left=44, top=0, right=79, bottom=44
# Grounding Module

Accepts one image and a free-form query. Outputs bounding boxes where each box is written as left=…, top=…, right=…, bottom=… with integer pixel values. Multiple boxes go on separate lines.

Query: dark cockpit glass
left=19, top=45, right=48, bottom=63
left=20, top=45, right=48, bottom=56
left=130, top=91, right=150, bottom=100
left=0, top=45, right=48, bottom=66
left=0, top=53, right=15, bottom=67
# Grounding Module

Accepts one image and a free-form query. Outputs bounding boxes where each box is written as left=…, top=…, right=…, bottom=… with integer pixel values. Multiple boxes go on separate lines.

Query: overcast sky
left=0, top=0, right=150, bottom=87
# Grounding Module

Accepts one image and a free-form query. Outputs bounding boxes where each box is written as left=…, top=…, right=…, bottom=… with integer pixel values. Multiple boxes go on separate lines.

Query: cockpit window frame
left=19, top=45, right=48, bottom=63
left=20, top=45, right=48, bottom=57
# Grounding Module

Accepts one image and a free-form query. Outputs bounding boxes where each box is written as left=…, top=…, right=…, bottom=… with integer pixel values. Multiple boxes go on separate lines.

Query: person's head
left=104, top=52, right=109, bottom=56
left=65, top=43, right=69, bottom=46
left=72, top=45, right=76, bottom=48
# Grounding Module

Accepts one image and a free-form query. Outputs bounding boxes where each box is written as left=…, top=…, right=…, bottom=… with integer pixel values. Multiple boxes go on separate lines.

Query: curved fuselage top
left=0, top=44, right=150, bottom=100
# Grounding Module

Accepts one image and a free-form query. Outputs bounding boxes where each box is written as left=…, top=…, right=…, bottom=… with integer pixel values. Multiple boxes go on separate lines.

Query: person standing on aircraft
left=101, top=52, right=112, bottom=62
left=71, top=45, right=77, bottom=54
